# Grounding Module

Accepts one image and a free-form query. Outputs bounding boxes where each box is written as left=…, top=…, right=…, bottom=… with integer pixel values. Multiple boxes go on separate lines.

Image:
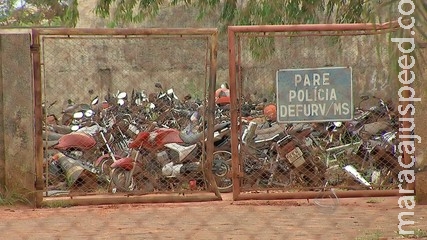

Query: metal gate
left=32, top=28, right=230, bottom=206
left=227, top=22, right=415, bottom=201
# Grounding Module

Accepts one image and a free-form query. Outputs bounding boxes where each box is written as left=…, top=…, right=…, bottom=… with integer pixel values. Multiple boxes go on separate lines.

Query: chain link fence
left=228, top=24, right=408, bottom=201
left=37, top=28, right=232, bottom=203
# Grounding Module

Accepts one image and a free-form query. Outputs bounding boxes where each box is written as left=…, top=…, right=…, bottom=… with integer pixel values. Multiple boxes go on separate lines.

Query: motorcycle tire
left=212, top=150, right=233, bottom=193
left=111, top=168, right=134, bottom=192
left=98, top=157, right=114, bottom=180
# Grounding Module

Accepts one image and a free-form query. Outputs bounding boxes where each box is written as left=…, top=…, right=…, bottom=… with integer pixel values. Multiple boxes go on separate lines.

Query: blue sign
left=276, top=67, right=353, bottom=123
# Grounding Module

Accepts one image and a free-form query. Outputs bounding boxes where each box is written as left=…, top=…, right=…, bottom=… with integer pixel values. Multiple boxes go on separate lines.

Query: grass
left=0, top=190, right=30, bottom=206
left=355, top=230, right=383, bottom=240
left=41, top=200, right=73, bottom=208
left=366, top=198, right=385, bottom=204
left=398, top=229, right=427, bottom=239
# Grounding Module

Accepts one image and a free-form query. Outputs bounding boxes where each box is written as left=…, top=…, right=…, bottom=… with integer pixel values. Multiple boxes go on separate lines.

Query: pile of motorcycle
left=42, top=83, right=234, bottom=196
left=235, top=94, right=401, bottom=192
left=41, top=85, right=402, bottom=196
left=316, top=95, right=401, bottom=190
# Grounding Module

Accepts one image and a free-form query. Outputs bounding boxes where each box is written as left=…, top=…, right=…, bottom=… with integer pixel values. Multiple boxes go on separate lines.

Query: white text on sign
left=280, top=72, right=350, bottom=118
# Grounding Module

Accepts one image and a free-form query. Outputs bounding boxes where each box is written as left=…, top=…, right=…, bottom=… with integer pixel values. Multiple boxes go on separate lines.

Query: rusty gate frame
left=227, top=22, right=415, bottom=201
left=31, top=28, right=221, bottom=207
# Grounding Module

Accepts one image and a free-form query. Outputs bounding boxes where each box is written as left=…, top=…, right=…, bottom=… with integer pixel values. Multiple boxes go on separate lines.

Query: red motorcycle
left=275, top=124, right=327, bottom=188
left=109, top=122, right=233, bottom=193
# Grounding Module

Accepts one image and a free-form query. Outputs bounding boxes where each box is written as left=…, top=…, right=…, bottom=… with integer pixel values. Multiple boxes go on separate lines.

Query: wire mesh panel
left=37, top=28, right=232, bottom=203
left=228, top=24, right=407, bottom=200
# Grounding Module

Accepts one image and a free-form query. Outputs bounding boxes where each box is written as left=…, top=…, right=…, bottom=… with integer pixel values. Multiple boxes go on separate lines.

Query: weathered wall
left=237, top=33, right=397, bottom=103
left=0, top=33, right=35, bottom=202
left=41, top=36, right=212, bottom=115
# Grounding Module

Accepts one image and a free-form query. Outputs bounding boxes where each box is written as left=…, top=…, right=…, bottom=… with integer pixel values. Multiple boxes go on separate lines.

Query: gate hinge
left=35, top=179, right=44, bottom=190
left=30, top=44, right=40, bottom=53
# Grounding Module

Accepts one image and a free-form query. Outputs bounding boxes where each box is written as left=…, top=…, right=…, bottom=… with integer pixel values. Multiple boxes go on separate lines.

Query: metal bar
left=42, top=194, right=221, bottom=207
left=228, top=28, right=241, bottom=201
left=236, top=28, right=399, bottom=38
left=41, top=35, right=211, bottom=40
left=236, top=190, right=409, bottom=201
left=205, top=31, right=222, bottom=199
left=228, top=21, right=401, bottom=33
left=34, top=28, right=217, bottom=36
left=0, top=36, right=5, bottom=193
left=31, top=29, right=44, bottom=208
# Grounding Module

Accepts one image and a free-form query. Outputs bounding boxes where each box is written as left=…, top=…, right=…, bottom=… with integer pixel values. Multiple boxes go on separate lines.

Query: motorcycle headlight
left=85, top=109, right=94, bottom=117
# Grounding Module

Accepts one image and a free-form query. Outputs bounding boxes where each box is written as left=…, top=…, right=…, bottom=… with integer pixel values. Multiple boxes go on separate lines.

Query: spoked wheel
left=212, top=150, right=233, bottom=193
left=98, top=158, right=114, bottom=183
left=111, top=168, right=134, bottom=192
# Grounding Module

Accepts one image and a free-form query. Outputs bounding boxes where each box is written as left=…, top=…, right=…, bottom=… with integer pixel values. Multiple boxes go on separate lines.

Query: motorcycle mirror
left=91, top=96, right=99, bottom=105
left=118, top=99, right=125, bottom=106
left=85, top=109, right=94, bottom=117
left=73, top=112, right=84, bottom=119
left=71, top=125, right=80, bottom=131
left=135, top=98, right=142, bottom=106
left=155, top=83, right=163, bottom=89
left=117, top=92, right=127, bottom=99
left=333, top=121, right=343, bottom=127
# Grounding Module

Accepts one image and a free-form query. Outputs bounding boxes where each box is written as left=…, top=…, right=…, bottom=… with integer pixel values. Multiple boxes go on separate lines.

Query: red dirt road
left=1, top=195, right=426, bottom=240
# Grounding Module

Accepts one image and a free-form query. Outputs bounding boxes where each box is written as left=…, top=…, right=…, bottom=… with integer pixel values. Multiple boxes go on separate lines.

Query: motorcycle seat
left=254, top=123, right=286, bottom=143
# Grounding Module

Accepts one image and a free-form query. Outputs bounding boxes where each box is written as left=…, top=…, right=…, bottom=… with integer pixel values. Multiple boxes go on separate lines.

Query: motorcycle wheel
left=111, top=168, right=134, bottom=192
left=98, top=157, right=114, bottom=181
left=212, top=150, right=233, bottom=193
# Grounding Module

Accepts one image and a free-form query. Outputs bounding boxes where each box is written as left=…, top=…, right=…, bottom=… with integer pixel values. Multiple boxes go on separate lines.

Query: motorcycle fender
left=95, top=153, right=123, bottom=167
left=294, top=128, right=312, bottom=140
left=111, top=157, right=134, bottom=171
left=277, top=140, right=297, bottom=156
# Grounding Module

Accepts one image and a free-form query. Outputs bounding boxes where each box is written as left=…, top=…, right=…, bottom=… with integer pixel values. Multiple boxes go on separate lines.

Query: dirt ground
left=0, top=194, right=426, bottom=240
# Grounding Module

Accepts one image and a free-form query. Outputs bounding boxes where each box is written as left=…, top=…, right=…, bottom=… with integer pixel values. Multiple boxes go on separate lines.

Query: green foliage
left=0, top=0, right=75, bottom=27
left=42, top=200, right=72, bottom=208
left=63, top=0, right=79, bottom=27
left=355, top=230, right=383, bottom=240
left=95, top=0, right=166, bottom=24
left=90, top=0, right=427, bottom=63
left=0, top=189, right=30, bottom=206
left=93, top=0, right=390, bottom=27
left=249, top=36, right=275, bottom=61
left=397, top=228, right=427, bottom=238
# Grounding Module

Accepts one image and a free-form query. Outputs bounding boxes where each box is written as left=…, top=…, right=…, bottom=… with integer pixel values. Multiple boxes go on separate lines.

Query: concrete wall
left=0, top=33, right=36, bottom=203
left=41, top=36, right=211, bottom=115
